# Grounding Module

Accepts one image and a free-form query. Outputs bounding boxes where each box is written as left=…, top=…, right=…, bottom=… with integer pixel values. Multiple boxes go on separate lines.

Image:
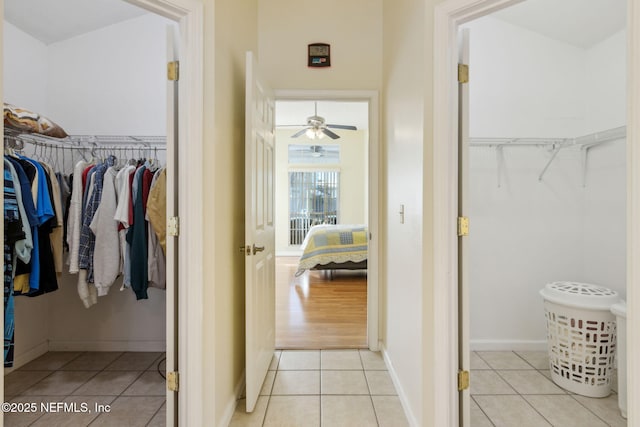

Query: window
left=289, top=171, right=340, bottom=245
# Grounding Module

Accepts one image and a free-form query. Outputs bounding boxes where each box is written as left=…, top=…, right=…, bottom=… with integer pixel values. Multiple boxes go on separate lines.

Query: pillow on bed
left=3, top=103, right=68, bottom=138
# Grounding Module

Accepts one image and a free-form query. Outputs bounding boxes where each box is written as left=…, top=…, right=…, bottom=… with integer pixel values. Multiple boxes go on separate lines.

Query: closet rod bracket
left=538, top=145, right=562, bottom=182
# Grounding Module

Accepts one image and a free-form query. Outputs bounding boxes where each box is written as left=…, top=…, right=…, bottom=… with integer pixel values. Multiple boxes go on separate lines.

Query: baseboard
left=220, top=371, right=246, bottom=427
left=275, top=251, right=302, bottom=257
left=470, top=340, right=547, bottom=352
left=48, top=340, right=166, bottom=352
left=380, top=344, right=419, bottom=427
left=4, top=340, right=48, bottom=373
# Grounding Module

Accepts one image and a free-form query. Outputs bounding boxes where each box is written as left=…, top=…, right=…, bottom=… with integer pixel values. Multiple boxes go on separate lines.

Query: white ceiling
left=4, top=0, right=627, bottom=51
left=2, top=0, right=627, bottom=129
left=493, top=0, right=626, bottom=49
left=3, top=0, right=148, bottom=45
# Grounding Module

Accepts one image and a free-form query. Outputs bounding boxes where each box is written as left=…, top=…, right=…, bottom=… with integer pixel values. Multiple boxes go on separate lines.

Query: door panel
left=245, top=51, right=276, bottom=413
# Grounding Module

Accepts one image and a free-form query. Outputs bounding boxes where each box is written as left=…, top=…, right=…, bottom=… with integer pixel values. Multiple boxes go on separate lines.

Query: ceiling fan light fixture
left=305, top=127, right=325, bottom=139
left=290, top=102, right=355, bottom=140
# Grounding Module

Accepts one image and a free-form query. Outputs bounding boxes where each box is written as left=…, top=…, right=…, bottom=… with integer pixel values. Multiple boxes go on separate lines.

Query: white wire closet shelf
left=468, top=125, right=626, bottom=187
left=4, top=128, right=167, bottom=171
left=4, top=128, right=166, bottom=149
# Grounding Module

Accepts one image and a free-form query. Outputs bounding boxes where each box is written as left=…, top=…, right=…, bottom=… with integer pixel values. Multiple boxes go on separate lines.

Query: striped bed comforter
left=296, top=224, right=368, bottom=276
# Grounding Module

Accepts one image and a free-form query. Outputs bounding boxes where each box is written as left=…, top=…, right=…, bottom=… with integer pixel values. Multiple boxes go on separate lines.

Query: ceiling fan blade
left=326, top=124, right=357, bottom=131
left=291, top=128, right=308, bottom=138
left=322, top=128, right=340, bottom=139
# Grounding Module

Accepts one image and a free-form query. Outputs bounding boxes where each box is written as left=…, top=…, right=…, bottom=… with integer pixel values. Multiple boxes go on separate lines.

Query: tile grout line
left=19, top=351, right=164, bottom=427
left=472, top=351, right=622, bottom=426
left=261, top=350, right=281, bottom=427
left=319, top=350, right=322, bottom=427
left=16, top=351, right=91, bottom=427
left=565, top=392, right=614, bottom=426
left=87, top=352, right=166, bottom=426
left=470, top=395, right=496, bottom=427
left=484, top=360, right=556, bottom=426
left=360, top=350, right=381, bottom=426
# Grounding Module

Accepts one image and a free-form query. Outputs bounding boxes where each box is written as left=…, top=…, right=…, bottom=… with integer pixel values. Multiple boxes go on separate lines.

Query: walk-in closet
left=463, top=1, right=628, bottom=424
left=3, top=1, right=174, bottom=425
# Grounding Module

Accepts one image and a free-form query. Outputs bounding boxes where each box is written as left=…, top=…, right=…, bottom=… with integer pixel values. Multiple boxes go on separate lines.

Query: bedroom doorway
left=273, top=91, right=380, bottom=350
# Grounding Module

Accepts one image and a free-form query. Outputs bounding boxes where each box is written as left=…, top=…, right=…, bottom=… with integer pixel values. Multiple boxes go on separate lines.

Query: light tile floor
left=229, top=349, right=409, bottom=427
left=471, top=351, right=627, bottom=427
left=3, top=351, right=166, bottom=426
left=13, top=350, right=621, bottom=426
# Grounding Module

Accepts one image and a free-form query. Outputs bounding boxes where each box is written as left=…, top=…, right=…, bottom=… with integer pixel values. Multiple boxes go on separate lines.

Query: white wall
left=382, top=0, right=426, bottom=424
left=582, top=30, right=627, bottom=297
left=3, top=22, right=48, bottom=115
left=258, top=0, right=383, bottom=91
left=467, top=17, right=586, bottom=138
left=47, top=275, right=166, bottom=351
left=46, top=14, right=171, bottom=135
left=274, top=129, right=368, bottom=254
left=464, top=17, right=626, bottom=348
left=582, top=141, right=626, bottom=296
left=583, top=30, right=627, bottom=134
left=468, top=147, right=585, bottom=346
left=3, top=12, right=172, bottom=368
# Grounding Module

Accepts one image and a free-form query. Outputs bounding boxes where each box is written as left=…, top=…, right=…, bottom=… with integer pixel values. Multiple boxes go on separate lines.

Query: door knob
left=252, top=244, right=265, bottom=255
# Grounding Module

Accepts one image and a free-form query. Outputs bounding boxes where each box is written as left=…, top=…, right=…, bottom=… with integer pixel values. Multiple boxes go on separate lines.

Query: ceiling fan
left=290, top=102, right=357, bottom=140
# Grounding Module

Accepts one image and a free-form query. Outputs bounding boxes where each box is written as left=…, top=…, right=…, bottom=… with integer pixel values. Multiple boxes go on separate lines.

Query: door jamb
left=275, top=89, right=381, bottom=351
left=433, top=0, right=639, bottom=425
left=123, top=1, right=204, bottom=426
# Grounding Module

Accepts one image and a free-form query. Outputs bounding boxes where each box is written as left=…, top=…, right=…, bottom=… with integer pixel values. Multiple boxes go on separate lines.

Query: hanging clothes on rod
left=4, top=127, right=167, bottom=367
left=64, top=148, right=167, bottom=306
left=5, top=131, right=167, bottom=309
left=3, top=135, right=69, bottom=366
left=4, top=158, right=32, bottom=367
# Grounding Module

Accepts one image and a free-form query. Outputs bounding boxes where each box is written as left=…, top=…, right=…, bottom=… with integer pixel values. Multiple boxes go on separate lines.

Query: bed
left=295, top=224, right=368, bottom=276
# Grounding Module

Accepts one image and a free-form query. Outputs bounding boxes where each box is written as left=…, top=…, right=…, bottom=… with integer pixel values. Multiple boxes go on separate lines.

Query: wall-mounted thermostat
left=308, top=43, right=331, bottom=67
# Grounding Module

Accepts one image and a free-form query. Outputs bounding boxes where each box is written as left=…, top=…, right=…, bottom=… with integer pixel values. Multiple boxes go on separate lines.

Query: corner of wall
left=381, top=344, right=419, bottom=426
left=210, top=0, right=259, bottom=424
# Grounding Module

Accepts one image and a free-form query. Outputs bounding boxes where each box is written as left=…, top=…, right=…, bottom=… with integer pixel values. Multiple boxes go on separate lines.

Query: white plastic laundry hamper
left=540, top=281, right=621, bottom=398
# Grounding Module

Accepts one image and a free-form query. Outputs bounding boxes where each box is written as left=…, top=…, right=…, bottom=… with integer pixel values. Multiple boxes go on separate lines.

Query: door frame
left=275, top=89, right=381, bottom=350
left=127, top=1, right=204, bottom=426
left=433, top=0, right=640, bottom=426
left=0, top=0, right=203, bottom=424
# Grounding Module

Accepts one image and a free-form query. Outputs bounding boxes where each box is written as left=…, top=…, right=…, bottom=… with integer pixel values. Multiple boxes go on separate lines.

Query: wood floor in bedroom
left=276, top=257, right=368, bottom=349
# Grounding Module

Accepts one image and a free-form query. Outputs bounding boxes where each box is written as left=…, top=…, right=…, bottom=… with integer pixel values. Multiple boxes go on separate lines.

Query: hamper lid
left=539, top=281, right=621, bottom=309
left=611, top=301, right=627, bottom=318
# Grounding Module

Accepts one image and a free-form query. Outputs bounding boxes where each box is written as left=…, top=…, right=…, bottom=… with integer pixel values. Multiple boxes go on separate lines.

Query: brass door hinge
left=168, top=61, right=180, bottom=81
left=458, top=63, right=469, bottom=84
left=457, top=216, right=469, bottom=237
left=167, top=371, right=179, bottom=392
left=458, top=370, right=470, bottom=391
left=168, top=216, right=180, bottom=237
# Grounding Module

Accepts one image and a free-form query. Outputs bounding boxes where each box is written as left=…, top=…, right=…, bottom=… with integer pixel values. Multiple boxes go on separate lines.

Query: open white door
left=244, top=51, right=276, bottom=413
left=458, top=28, right=471, bottom=427
left=165, top=24, right=179, bottom=426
